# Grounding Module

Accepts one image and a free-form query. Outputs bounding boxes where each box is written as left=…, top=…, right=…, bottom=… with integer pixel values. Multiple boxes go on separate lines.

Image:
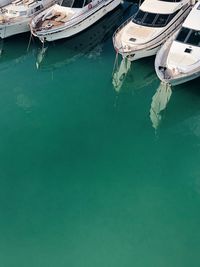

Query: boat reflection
left=36, top=4, right=132, bottom=70
left=113, top=57, right=157, bottom=93
left=112, top=56, right=131, bottom=92
left=150, top=82, right=172, bottom=130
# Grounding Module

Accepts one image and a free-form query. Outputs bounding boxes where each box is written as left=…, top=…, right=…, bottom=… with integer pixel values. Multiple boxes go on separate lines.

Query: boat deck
left=35, top=11, right=71, bottom=31
left=36, top=19, right=63, bottom=31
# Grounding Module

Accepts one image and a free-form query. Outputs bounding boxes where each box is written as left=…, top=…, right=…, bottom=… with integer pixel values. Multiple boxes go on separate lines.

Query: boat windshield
left=72, top=0, right=85, bottom=8
left=62, top=0, right=74, bottom=7
left=132, top=10, right=179, bottom=27
left=176, top=27, right=200, bottom=47
left=72, top=0, right=92, bottom=8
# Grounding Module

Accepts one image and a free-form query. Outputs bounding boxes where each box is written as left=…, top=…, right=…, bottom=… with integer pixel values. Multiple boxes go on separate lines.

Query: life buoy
left=88, top=3, right=92, bottom=9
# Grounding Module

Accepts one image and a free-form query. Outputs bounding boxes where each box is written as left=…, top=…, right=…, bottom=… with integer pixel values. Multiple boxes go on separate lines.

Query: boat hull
left=0, top=19, right=30, bottom=39
left=34, top=0, right=121, bottom=42
left=155, top=40, right=200, bottom=86
left=165, top=70, right=200, bottom=86
left=122, top=45, right=160, bottom=61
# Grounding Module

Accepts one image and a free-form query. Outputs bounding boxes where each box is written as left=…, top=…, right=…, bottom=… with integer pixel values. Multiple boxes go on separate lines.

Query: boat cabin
left=132, top=9, right=179, bottom=27
left=131, top=0, right=190, bottom=28
left=175, top=2, right=200, bottom=47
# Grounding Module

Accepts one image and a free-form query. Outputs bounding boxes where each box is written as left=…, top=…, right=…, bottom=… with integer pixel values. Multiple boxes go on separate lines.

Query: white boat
left=113, top=0, right=194, bottom=61
left=155, top=1, right=200, bottom=85
left=30, top=0, right=121, bottom=42
left=0, top=0, right=61, bottom=39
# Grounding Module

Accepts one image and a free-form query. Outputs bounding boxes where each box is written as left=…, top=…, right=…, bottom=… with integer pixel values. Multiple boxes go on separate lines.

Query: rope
left=112, top=51, right=119, bottom=77
left=27, top=32, right=32, bottom=52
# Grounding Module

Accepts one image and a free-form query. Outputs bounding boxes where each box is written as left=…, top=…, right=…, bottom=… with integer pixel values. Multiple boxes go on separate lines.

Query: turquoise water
left=1, top=4, right=200, bottom=267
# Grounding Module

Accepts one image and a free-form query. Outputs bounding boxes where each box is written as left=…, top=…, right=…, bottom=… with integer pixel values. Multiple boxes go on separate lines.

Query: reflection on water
left=113, top=57, right=157, bottom=93
left=111, top=5, right=138, bottom=92
left=0, top=40, right=4, bottom=56
left=112, top=56, right=131, bottom=92
left=35, top=4, right=134, bottom=70
left=36, top=44, right=48, bottom=69
left=150, top=82, right=172, bottom=130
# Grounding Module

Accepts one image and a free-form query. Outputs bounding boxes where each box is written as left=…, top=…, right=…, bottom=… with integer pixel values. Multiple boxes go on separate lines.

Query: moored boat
left=30, top=0, right=122, bottom=42
left=155, top=1, right=200, bottom=85
left=0, top=0, right=61, bottom=39
left=113, top=0, right=194, bottom=61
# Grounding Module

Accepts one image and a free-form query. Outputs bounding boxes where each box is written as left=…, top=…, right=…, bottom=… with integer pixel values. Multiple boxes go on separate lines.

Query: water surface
left=0, top=3, right=200, bottom=267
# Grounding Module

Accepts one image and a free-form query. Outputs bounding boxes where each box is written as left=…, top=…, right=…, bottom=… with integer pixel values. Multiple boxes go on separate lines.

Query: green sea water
left=1, top=3, right=200, bottom=267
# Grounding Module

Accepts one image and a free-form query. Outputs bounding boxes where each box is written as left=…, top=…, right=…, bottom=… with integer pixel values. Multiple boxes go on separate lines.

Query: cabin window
left=72, top=0, right=85, bottom=8
left=176, top=27, right=200, bottom=47
left=154, top=14, right=169, bottom=26
left=132, top=10, right=179, bottom=27
left=187, top=30, right=200, bottom=47
left=143, top=13, right=157, bottom=25
left=176, top=27, right=190, bottom=42
left=132, top=10, right=146, bottom=24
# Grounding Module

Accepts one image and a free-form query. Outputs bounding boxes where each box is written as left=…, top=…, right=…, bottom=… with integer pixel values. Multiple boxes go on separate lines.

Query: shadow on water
left=149, top=76, right=200, bottom=133
left=169, top=78, right=200, bottom=127
left=0, top=32, right=38, bottom=68
left=180, top=77, right=200, bottom=97
left=35, top=3, right=136, bottom=70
